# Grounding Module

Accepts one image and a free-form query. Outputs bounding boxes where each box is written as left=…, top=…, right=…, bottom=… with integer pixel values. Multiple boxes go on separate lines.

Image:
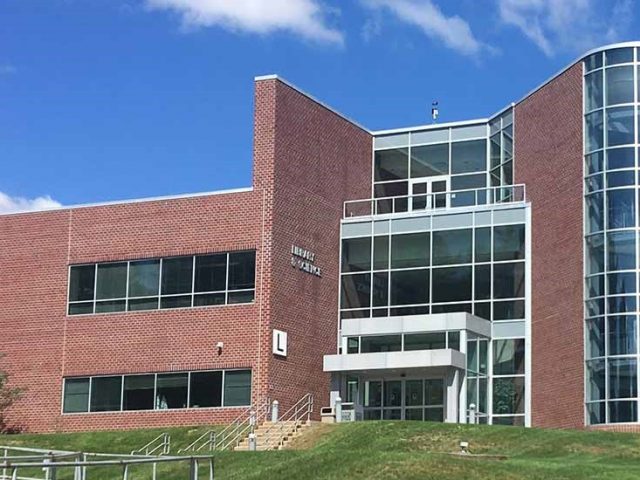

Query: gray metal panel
left=373, top=220, right=390, bottom=235
left=432, top=212, right=474, bottom=229
left=323, top=349, right=466, bottom=372
left=493, top=208, right=526, bottom=224
left=492, top=320, right=526, bottom=338
left=451, top=124, right=487, bottom=141
left=475, top=210, right=492, bottom=226
left=374, top=133, right=409, bottom=149
left=390, top=216, right=431, bottom=233
left=410, top=129, right=449, bottom=145
left=341, top=222, right=372, bottom=238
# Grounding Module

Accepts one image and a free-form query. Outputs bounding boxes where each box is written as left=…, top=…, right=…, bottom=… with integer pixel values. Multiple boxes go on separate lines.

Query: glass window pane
left=69, top=265, right=95, bottom=302
left=404, top=332, right=446, bottom=351
left=161, top=257, right=193, bottom=295
left=586, top=193, right=604, bottom=233
left=608, top=315, right=637, bottom=355
left=584, top=52, right=602, bottom=71
left=63, top=378, right=90, bottom=413
left=95, top=263, right=127, bottom=300
left=475, top=227, right=491, bottom=262
left=605, top=48, right=633, bottom=65
left=607, top=170, right=635, bottom=188
left=492, top=377, right=525, bottom=415
left=223, top=370, right=251, bottom=407
left=391, top=233, right=429, bottom=268
left=374, top=181, right=408, bottom=199
left=585, top=110, right=603, bottom=152
left=123, top=375, right=155, bottom=411
left=586, top=174, right=602, bottom=193
left=361, top=335, right=401, bottom=353
left=607, top=147, right=635, bottom=170
left=587, top=274, right=604, bottom=298
left=68, top=302, right=94, bottom=315
left=493, top=262, right=525, bottom=299
left=156, top=373, right=188, bottom=409
left=95, top=300, right=126, bottom=313
left=375, top=148, right=408, bottom=181
left=346, top=337, right=359, bottom=354
left=474, top=301, right=491, bottom=320
left=342, top=238, right=371, bottom=273
left=373, top=236, right=389, bottom=270
left=451, top=173, right=486, bottom=191
left=425, top=379, right=444, bottom=406
left=405, top=380, right=423, bottom=406
left=410, top=143, right=449, bottom=177
left=494, top=300, right=525, bottom=320
left=587, top=359, right=606, bottom=401
left=608, top=272, right=636, bottom=295
left=586, top=234, right=605, bottom=274
left=607, top=231, right=636, bottom=271
left=128, top=297, right=159, bottom=311
left=490, top=134, right=501, bottom=168
left=606, top=66, right=634, bottom=105
left=228, top=251, right=255, bottom=290
left=190, top=371, right=223, bottom=408
left=585, top=70, right=603, bottom=111
left=586, top=151, right=604, bottom=174
left=384, top=380, right=402, bottom=407
left=493, top=339, right=525, bottom=375
left=587, top=401, right=606, bottom=424
left=90, top=376, right=122, bottom=412
left=475, top=265, right=491, bottom=300
left=228, top=290, right=254, bottom=304
left=467, top=340, right=478, bottom=373
left=372, top=272, right=388, bottom=307
left=494, top=224, right=525, bottom=261
left=607, top=189, right=635, bottom=229
left=341, top=273, right=371, bottom=309
left=609, top=401, right=637, bottom=423
left=160, top=295, right=192, bottom=309
left=586, top=318, right=605, bottom=358
left=432, top=266, right=472, bottom=302
left=587, top=298, right=605, bottom=317
left=609, top=358, right=637, bottom=399
left=195, top=254, right=227, bottom=292
left=606, top=107, right=635, bottom=146
left=448, top=331, right=460, bottom=350
left=608, top=295, right=636, bottom=314
left=128, top=260, right=160, bottom=297
left=432, top=229, right=472, bottom=265
left=390, top=269, right=429, bottom=305
left=365, top=381, right=382, bottom=407
left=451, top=140, right=486, bottom=174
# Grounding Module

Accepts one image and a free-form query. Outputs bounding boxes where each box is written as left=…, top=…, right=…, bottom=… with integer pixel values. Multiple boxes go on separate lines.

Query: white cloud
left=0, top=192, right=62, bottom=214
left=144, top=0, right=343, bottom=45
left=497, top=0, right=635, bottom=56
left=361, top=0, right=488, bottom=56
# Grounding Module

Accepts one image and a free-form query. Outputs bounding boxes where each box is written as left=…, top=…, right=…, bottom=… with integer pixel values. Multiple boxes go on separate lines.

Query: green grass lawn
left=2, top=421, right=640, bottom=479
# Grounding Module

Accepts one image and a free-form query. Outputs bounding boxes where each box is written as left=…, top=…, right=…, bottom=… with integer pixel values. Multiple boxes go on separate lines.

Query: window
left=432, top=229, right=472, bottom=265
left=608, top=316, right=637, bottom=356
left=585, top=70, right=603, bottom=111
left=90, top=376, right=122, bottom=412
left=585, top=111, right=603, bottom=152
left=607, top=147, right=635, bottom=170
left=390, top=269, right=429, bottom=305
left=605, top=66, right=634, bottom=106
left=63, top=378, right=90, bottom=413
left=390, top=233, right=429, bottom=268
left=341, top=273, right=371, bottom=309
left=342, top=238, right=371, bottom=272
left=360, top=335, right=402, bottom=353
left=375, top=148, right=408, bottom=181
left=606, top=107, right=635, bottom=147
left=607, top=231, right=636, bottom=271
left=223, top=370, right=252, bottom=407
left=123, top=375, right=155, bottom=411
left=404, top=333, right=445, bottom=351
left=475, top=228, right=491, bottom=262
left=156, top=374, right=188, bottom=409
left=493, top=377, right=525, bottom=415
left=410, top=144, right=449, bottom=177
left=451, top=140, right=486, bottom=174
left=68, top=250, right=256, bottom=315
left=493, top=263, right=525, bottom=299
left=607, top=189, right=635, bottom=229
left=493, top=339, right=525, bottom=375
left=373, top=236, right=389, bottom=270
left=493, top=225, right=525, bottom=261
left=432, top=266, right=472, bottom=303
left=190, top=371, right=223, bottom=408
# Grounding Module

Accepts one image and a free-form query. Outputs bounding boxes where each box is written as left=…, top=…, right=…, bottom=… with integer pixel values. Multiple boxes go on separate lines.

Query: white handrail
left=131, top=433, right=170, bottom=456
left=259, top=394, right=313, bottom=451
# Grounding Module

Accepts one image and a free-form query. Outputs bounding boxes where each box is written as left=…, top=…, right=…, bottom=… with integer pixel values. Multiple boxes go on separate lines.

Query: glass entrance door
left=363, top=378, right=445, bottom=421
left=410, top=176, right=450, bottom=211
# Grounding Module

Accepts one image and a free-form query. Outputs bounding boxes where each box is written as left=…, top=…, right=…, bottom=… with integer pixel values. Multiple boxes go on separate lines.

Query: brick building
left=1, top=42, right=639, bottom=432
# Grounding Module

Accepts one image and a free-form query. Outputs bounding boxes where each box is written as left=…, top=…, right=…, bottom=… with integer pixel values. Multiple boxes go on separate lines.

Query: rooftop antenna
left=431, top=101, right=439, bottom=123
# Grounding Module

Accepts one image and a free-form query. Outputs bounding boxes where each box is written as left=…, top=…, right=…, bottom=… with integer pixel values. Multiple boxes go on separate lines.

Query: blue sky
left=1, top=0, right=638, bottom=212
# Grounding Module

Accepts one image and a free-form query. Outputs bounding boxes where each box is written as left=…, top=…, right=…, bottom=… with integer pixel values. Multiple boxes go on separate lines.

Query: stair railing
left=178, top=398, right=271, bottom=453
left=130, top=433, right=171, bottom=456
left=259, top=393, right=313, bottom=451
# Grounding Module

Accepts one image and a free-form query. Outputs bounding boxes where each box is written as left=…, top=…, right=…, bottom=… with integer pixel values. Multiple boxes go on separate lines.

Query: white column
left=459, top=330, right=468, bottom=423
left=445, top=369, right=459, bottom=423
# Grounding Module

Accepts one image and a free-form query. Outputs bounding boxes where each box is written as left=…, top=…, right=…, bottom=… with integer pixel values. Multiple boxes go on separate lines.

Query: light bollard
left=248, top=433, right=257, bottom=452
left=271, top=400, right=279, bottom=423
left=335, top=396, right=342, bottom=423
left=469, top=403, right=477, bottom=425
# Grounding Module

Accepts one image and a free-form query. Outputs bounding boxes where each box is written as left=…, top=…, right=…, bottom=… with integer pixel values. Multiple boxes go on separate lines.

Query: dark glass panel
left=373, top=236, right=389, bottom=270
left=68, top=302, right=94, bottom=315
left=607, top=147, right=635, bottom=170
left=96, top=263, right=127, bottom=300
left=405, top=380, right=423, bottom=406
left=608, top=272, right=636, bottom=295
left=432, top=229, right=472, bottom=265
left=404, top=332, right=445, bottom=351
left=586, top=174, right=603, bottom=193
left=586, top=298, right=605, bottom=317
left=475, top=227, right=491, bottom=262
left=432, top=266, right=472, bottom=302
left=425, top=379, right=444, bottom=405
left=587, top=402, right=606, bottom=425
left=341, top=309, right=370, bottom=319
left=123, top=375, right=155, bottom=411
left=605, top=48, right=633, bottom=65
left=490, top=134, right=501, bottom=169
left=608, top=315, right=637, bottom=355
left=390, top=233, right=429, bottom=268
left=347, top=337, right=359, bottom=354
left=608, top=295, right=636, bottom=314
left=160, top=295, right=192, bottom=309
left=474, top=301, right=491, bottom=320
left=228, top=251, right=256, bottom=290
left=607, top=188, right=635, bottom=229
left=494, top=224, right=525, bottom=261
left=585, top=110, right=603, bottom=152
left=195, top=254, right=227, bottom=292
left=606, top=66, right=634, bottom=106
left=585, top=70, right=603, bottom=111
left=69, top=265, right=95, bottom=302
left=156, top=373, right=188, bottom=409
left=586, top=151, right=603, bottom=174
left=375, top=148, right=408, bottom=181
left=607, top=170, right=635, bottom=188
left=384, top=380, right=402, bottom=407
left=161, top=257, right=193, bottom=295
left=586, top=193, right=604, bottom=233
left=95, top=300, right=126, bottom=313
left=493, top=339, right=525, bottom=375
left=587, top=274, right=604, bottom=298
left=586, top=317, right=605, bottom=358
left=609, top=401, right=637, bottom=423
left=190, top=371, right=223, bottom=408
left=127, top=297, right=159, bottom=311
left=606, top=107, right=635, bottom=146
left=194, top=293, right=226, bottom=306
left=586, top=234, right=605, bottom=274
left=341, top=238, right=371, bottom=273
left=587, top=359, right=606, bottom=401
left=451, top=140, right=486, bottom=174
left=228, top=290, right=255, bottom=304
left=341, top=273, right=371, bottom=309
left=584, top=52, right=602, bottom=71
left=90, top=376, right=122, bottom=412
left=390, top=269, right=429, bottom=305
left=63, top=378, right=90, bottom=413
left=448, top=331, right=460, bottom=350
left=224, top=370, right=252, bottom=406
left=390, top=306, right=429, bottom=316
left=608, top=358, right=637, bottom=399
left=492, top=377, right=525, bottom=415
left=475, top=265, right=491, bottom=300
left=128, top=260, right=160, bottom=297
left=607, top=231, right=636, bottom=271
left=493, top=300, right=525, bottom=320
left=451, top=173, right=486, bottom=191
left=410, top=143, right=449, bottom=177
left=431, top=303, right=472, bottom=314
left=372, top=272, right=389, bottom=307
left=360, top=335, right=401, bottom=353
left=493, top=262, right=525, bottom=299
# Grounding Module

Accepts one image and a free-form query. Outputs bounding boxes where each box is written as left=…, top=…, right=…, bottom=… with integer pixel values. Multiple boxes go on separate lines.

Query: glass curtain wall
left=584, top=46, right=640, bottom=424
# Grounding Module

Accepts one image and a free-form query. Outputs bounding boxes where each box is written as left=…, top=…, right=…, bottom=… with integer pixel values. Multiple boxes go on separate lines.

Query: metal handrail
left=131, top=433, right=170, bottom=456
left=178, top=398, right=271, bottom=453
left=259, top=393, right=313, bottom=451
left=343, top=184, right=526, bottom=218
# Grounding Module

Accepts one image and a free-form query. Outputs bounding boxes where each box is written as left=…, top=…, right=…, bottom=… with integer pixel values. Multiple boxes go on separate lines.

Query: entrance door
left=362, top=378, right=445, bottom=421
left=410, top=177, right=450, bottom=211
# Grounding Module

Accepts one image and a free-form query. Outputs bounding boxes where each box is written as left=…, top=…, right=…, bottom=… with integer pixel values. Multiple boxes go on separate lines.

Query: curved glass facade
left=584, top=46, right=640, bottom=424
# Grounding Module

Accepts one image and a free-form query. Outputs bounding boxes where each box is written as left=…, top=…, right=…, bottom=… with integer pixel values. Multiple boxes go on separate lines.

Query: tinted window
left=63, top=378, right=90, bottom=413
left=606, top=107, right=635, bottom=146
left=195, top=254, right=227, bottom=292
left=608, top=231, right=636, bottom=271
left=90, top=376, right=122, bottom=412
left=360, top=335, right=401, bottom=353
left=190, top=371, right=223, bottom=408
left=404, top=333, right=445, bottom=350
left=607, top=189, right=635, bottom=229
left=390, top=233, right=429, bottom=268
left=123, top=375, right=155, bottom=411
left=494, top=225, right=525, bottom=261
left=341, top=274, right=371, bottom=309
left=128, top=260, right=160, bottom=297
left=390, top=269, right=429, bottom=305
left=69, top=265, right=95, bottom=302
left=475, top=227, right=491, bottom=262
left=156, top=373, right=188, bottom=409
left=342, top=238, right=371, bottom=273
left=224, top=370, right=251, bottom=406
left=375, top=148, right=408, bottom=181
left=493, top=339, right=525, bottom=375
left=432, top=229, right=472, bottom=265
left=606, top=66, right=634, bottom=106
left=373, top=236, right=389, bottom=270
left=228, top=252, right=255, bottom=290
left=432, top=266, right=472, bottom=302
left=410, top=143, right=448, bottom=177
left=96, top=263, right=127, bottom=300
left=161, top=257, right=193, bottom=295
left=451, top=140, right=486, bottom=174
left=493, top=262, right=525, bottom=299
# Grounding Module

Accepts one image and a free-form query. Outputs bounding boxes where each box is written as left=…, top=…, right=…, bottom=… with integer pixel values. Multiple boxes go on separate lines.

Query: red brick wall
left=514, top=63, right=585, bottom=428
left=255, top=78, right=372, bottom=416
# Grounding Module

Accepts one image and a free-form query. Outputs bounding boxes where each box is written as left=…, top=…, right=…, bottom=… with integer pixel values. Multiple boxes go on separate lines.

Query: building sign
left=291, top=245, right=322, bottom=277
left=273, top=329, right=288, bottom=357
